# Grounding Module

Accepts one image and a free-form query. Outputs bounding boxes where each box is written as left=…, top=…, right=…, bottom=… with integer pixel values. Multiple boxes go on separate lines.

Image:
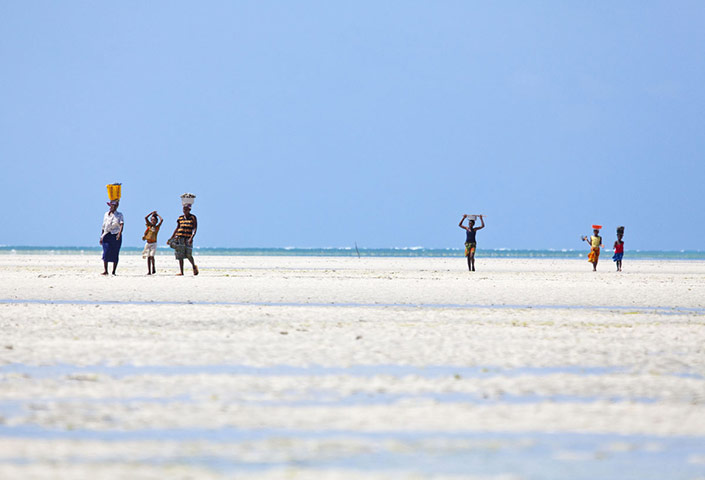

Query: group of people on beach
left=100, top=200, right=199, bottom=276
left=582, top=226, right=625, bottom=272
left=101, top=200, right=622, bottom=276
left=459, top=214, right=625, bottom=272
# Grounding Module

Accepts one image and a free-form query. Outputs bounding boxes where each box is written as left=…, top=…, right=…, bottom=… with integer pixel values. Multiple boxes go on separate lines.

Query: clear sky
left=1, top=1, right=703, bottom=250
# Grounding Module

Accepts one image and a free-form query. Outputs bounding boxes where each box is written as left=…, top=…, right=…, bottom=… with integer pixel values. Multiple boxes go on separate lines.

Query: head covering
left=107, top=199, right=119, bottom=206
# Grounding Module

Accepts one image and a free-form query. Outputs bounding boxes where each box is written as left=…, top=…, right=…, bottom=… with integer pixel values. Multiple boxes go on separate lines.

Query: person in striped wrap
left=168, top=204, right=199, bottom=276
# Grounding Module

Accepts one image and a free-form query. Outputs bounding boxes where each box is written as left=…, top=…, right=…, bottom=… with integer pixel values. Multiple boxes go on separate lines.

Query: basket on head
left=181, top=193, right=196, bottom=206
left=591, top=225, right=602, bottom=230
left=106, top=183, right=122, bottom=201
left=466, top=214, right=477, bottom=222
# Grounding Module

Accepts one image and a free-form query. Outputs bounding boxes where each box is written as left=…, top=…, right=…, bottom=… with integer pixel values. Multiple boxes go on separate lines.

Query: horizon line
left=1, top=245, right=703, bottom=254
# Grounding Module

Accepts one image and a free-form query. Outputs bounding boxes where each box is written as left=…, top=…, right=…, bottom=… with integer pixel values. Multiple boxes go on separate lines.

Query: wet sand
left=1, top=254, right=704, bottom=479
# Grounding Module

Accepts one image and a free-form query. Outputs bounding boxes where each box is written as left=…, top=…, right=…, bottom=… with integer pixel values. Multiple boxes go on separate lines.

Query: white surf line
left=1, top=298, right=704, bottom=314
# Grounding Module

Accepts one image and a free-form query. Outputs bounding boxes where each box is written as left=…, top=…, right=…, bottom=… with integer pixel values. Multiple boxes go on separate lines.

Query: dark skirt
left=173, top=236, right=193, bottom=261
left=102, top=233, right=122, bottom=263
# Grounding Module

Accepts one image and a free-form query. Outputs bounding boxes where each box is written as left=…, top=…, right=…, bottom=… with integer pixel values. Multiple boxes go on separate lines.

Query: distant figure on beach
left=100, top=200, right=124, bottom=275
left=582, top=228, right=603, bottom=272
left=613, top=226, right=625, bottom=272
left=459, top=214, right=485, bottom=271
left=142, top=210, right=163, bottom=275
left=168, top=204, right=199, bottom=276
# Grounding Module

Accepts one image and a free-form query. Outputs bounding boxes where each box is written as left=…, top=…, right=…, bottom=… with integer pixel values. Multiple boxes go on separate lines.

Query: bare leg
left=111, top=261, right=118, bottom=275
left=147, top=258, right=151, bottom=275
left=102, top=261, right=109, bottom=275
left=187, top=257, right=198, bottom=276
left=466, top=255, right=472, bottom=271
left=177, top=259, right=184, bottom=276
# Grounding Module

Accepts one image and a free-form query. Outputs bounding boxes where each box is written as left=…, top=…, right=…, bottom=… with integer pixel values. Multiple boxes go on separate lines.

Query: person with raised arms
left=142, top=210, right=163, bottom=275
left=458, top=214, right=485, bottom=272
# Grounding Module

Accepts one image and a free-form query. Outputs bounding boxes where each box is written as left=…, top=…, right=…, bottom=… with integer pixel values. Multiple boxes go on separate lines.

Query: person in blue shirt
left=458, top=214, right=485, bottom=272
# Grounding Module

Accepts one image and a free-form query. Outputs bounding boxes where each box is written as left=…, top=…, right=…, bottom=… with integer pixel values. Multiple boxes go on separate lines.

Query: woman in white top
left=100, top=200, right=124, bottom=275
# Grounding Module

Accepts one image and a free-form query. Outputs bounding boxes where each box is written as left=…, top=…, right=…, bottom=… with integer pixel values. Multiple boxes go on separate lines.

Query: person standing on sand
left=613, top=226, right=625, bottom=272
left=583, top=228, right=603, bottom=272
left=458, top=214, right=485, bottom=272
left=142, top=210, right=163, bottom=275
left=168, top=204, right=199, bottom=276
left=100, top=200, right=124, bottom=275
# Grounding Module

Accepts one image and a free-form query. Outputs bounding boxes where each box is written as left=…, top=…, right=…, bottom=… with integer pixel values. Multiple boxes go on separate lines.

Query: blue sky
left=1, top=1, right=703, bottom=250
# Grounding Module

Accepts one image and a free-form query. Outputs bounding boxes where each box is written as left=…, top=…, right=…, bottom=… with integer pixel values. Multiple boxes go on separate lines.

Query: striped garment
left=176, top=214, right=196, bottom=238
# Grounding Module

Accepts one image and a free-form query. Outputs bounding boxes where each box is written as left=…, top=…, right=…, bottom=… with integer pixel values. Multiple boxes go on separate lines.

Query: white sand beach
left=1, top=254, right=704, bottom=479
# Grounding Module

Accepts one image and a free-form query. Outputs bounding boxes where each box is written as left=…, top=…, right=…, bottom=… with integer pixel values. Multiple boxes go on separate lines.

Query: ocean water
left=1, top=246, right=704, bottom=260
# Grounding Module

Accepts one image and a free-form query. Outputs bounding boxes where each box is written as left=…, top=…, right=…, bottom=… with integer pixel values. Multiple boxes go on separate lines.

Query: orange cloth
left=588, top=246, right=600, bottom=263
left=143, top=223, right=160, bottom=243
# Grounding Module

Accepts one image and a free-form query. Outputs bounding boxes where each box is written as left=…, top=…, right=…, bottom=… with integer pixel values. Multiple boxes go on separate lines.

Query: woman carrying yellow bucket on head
left=100, top=184, right=124, bottom=275
left=582, top=225, right=603, bottom=272
left=107, top=183, right=121, bottom=202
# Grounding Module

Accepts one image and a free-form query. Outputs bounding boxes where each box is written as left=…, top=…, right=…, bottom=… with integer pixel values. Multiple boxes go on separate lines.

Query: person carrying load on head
left=582, top=225, right=603, bottom=272
left=168, top=193, right=199, bottom=276
left=100, top=184, right=124, bottom=276
left=458, top=214, right=485, bottom=272
left=613, top=226, right=625, bottom=272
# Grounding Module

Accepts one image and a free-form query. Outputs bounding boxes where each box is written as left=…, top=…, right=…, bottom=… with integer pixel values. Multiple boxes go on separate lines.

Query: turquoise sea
left=1, top=246, right=704, bottom=260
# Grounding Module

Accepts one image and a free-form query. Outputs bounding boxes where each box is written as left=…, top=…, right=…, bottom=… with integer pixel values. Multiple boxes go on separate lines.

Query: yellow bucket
left=106, top=183, right=122, bottom=201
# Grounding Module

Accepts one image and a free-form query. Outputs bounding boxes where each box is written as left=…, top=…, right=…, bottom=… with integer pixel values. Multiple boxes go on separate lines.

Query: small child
left=142, top=211, right=163, bottom=275
left=613, top=226, right=625, bottom=272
